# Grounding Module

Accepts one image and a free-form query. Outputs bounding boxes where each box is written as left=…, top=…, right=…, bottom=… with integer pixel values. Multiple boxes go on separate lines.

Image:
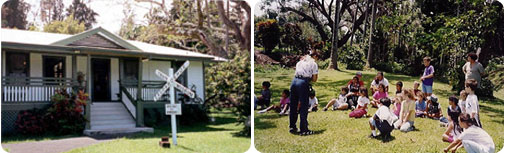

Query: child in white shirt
left=323, top=87, right=349, bottom=111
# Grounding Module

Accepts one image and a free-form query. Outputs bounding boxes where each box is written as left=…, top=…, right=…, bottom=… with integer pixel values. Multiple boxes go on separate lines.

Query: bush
left=317, top=58, right=331, bottom=69
left=341, top=45, right=366, bottom=70
left=179, top=104, right=209, bottom=126
left=15, top=108, right=47, bottom=135
left=45, top=89, right=88, bottom=135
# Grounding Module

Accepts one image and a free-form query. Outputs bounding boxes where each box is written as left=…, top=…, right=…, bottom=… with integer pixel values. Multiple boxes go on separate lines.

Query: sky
left=23, top=0, right=159, bottom=34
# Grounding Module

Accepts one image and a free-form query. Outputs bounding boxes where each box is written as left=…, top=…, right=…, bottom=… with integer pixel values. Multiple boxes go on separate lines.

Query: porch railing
left=2, top=77, right=80, bottom=102
left=119, top=80, right=170, bottom=101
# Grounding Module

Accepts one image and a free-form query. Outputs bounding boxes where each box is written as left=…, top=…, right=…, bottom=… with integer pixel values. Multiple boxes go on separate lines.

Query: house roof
left=1, top=27, right=227, bottom=62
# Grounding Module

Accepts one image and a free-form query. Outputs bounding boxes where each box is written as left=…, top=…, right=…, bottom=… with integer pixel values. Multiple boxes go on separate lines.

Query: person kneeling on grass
left=426, top=96, right=442, bottom=120
left=308, top=90, right=318, bottom=112
left=394, top=89, right=416, bottom=132
left=369, top=98, right=398, bottom=138
left=323, top=87, right=349, bottom=111
left=258, top=89, right=290, bottom=115
left=444, top=114, right=495, bottom=153
left=349, top=88, right=369, bottom=118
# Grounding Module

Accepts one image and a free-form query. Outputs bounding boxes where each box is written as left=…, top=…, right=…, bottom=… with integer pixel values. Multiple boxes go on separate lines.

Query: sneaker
left=300, top=130, right=314, bottom=136
left=257, top=110, right=266, bottom=114
left=323, top=107, right=328, bottom=111
left=289, top=128, right=298, bottom=134
left=369, top=134, right=377, bottom=138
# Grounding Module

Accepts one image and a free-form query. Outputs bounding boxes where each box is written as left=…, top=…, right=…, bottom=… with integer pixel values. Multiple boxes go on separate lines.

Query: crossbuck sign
left=154, top=60, right=195, bottom=146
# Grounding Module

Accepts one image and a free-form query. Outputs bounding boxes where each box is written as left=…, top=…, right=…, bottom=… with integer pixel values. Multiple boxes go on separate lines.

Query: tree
left=43, top=14, right=86, bottom=34
left=66, top=0, right=98, bottom=30
left=40, top=0, right=64, bottom=24
left=256, top=19, right=281, bottom=54
left=1, top=0, right=30, bottom=29
left=366, top=0, right=377, bottom=66
left=264, top=0, right=369, bottom=70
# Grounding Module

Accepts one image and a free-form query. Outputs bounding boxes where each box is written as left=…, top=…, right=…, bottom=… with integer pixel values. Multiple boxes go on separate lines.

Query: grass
left=2, top=110, right=249, bottom=153
left=65, top=110, right=250, bottom=153
left=254, top=68, right=504, bottom=153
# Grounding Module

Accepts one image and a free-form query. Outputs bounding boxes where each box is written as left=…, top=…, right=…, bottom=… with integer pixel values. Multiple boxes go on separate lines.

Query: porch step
left=84, top=127, right=154, bottom=136
left=89, top=102, right=138, bottom=132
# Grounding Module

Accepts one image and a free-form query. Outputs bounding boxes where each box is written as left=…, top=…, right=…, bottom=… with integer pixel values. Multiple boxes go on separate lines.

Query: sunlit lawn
left=65, top=110, right=250, bottom=153
left=254, top=67, right=503, bottom=153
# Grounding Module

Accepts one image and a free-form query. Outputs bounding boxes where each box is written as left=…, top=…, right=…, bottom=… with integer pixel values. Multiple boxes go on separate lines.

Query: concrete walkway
left=1, top=135, right=125, bottom=153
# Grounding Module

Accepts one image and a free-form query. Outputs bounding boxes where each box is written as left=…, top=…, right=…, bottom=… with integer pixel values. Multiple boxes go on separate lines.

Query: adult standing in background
left=289, top=49, right=319, bottom=136
left=462, top=53, right=485, bottom=87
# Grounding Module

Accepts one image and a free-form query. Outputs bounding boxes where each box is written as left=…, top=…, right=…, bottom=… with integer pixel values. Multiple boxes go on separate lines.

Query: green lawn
left=254, top=67, right=503, bottom=153
left=66, top=111, right=249, bottom=153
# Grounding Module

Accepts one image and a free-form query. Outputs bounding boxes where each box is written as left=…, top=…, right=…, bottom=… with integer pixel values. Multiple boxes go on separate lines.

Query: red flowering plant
left=15, top=108, right=47, bottom=135
left=44, top=89, right=88, bottom=135
left=14, top=89, right=88, bottom=135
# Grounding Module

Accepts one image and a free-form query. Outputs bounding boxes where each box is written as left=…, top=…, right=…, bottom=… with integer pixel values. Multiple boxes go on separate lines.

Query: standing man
left=289, top=49, right=319, bottom=136
left=421, top=57, right=434, bottom=97
left=462, top=53, right=485, bottom=87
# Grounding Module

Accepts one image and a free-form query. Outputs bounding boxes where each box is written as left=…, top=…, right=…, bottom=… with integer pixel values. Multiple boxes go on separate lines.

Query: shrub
left=45, top=89, right=88, bottom=135
left=15, top=108, right=47, bottom=135
left=179, top=104, right=209, bottom=126
left=255, top=19, right=281, bottom=54
left=342, top=45, right=366, bottom=70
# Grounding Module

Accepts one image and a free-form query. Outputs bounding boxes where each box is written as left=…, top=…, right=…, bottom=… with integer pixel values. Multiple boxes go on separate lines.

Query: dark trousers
left=289, top=77, right=310, bottom=132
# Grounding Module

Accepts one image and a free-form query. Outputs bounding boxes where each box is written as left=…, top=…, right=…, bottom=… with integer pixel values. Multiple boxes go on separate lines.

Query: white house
left=1, top=27, right=224, bottom=135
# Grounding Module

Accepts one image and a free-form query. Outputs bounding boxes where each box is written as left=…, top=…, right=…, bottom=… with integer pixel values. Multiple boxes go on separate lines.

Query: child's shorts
left=448, top=135, right=454, bottom=143
left=422, top=84, right=433, bottom=93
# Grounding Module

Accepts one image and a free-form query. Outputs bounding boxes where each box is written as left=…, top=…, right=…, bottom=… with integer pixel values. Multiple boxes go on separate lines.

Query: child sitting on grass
left=415, top=92, right=427, bottom=118
left=369, top=98, right=398, bottom=139
left=426, top=96, right=442, bottom=120
left=349, top=88, right=369, bottom=118
left=391, top=94, right=402, bottom=117
left=459, top=90, right=468, bottom=114
left=257, top=81, right=272, bottom=109
left=371, top=84, right=388, bottom=108
left=413, top=81, right=421, bottom=96
left=443, top=96, right=463, bottom=143
left=444, top=114, right=495, bottom=153
left=308, top=90, right=318, bottom=112
left=394, top=89, right=416, bottom=132
left=258, top=89, right=290, bottom=115
left=396, top=81, right=403, bottom=94
left=323, top=87, right=349, bottom=111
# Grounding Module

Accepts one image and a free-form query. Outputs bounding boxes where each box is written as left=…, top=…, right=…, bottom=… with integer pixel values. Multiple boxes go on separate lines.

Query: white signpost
left=154, top=60, right=195, bottom=146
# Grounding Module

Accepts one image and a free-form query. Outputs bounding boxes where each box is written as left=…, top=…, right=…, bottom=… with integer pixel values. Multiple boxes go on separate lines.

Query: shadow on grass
left=254, top=120, right=276, bottom=130
left=481, top=97, right=504, bottom=106
left=372, top=134, right=396, bottom=143
left=480, top=105, right=503, bottom=119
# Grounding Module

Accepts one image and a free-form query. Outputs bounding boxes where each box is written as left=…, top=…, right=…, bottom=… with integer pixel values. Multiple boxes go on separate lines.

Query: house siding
left=111, top=58, right=119, bottom=101
left=142, top=60, right=172, bottom=81
left=30, top=53, right=43, bottom=77
left=188, top=61, right=204, bottom=102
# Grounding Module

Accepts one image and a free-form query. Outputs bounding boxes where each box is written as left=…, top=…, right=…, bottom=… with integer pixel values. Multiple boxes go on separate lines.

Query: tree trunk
left=350, top=0, right=358, bottom=46
left=329, top=0, right=341, bottom=70
left=363, top=0, right=370, bottom=44
left=366, top=0, right=377, bottom=66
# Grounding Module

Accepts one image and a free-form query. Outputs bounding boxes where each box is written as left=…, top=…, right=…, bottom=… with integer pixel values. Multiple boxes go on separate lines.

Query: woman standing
left=289, top=49, right=319, bottom=136
left=462, top=53, right=485, bottom=87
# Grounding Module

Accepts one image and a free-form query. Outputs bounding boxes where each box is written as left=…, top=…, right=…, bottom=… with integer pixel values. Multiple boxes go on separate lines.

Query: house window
left=43, top=56, right=65, bottom=78
left=5, top=52, right=29, bottom=77
left=123, top=59, right=138, bottom=83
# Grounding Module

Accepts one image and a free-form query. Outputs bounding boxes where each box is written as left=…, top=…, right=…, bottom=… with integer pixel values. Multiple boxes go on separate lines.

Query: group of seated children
left=258, top=89, right=290, bottom=115
left=256, top=81, right=320, bottom=115
left=443, top=79, right=492, bottom=153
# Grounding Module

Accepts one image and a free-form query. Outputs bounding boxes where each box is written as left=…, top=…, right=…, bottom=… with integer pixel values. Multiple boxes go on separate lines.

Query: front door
left=92, top=58, right=111, bottom=101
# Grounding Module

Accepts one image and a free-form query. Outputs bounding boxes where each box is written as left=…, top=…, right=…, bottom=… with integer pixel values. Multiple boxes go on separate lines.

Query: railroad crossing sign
left=154, top=60, right=195, bottom=146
